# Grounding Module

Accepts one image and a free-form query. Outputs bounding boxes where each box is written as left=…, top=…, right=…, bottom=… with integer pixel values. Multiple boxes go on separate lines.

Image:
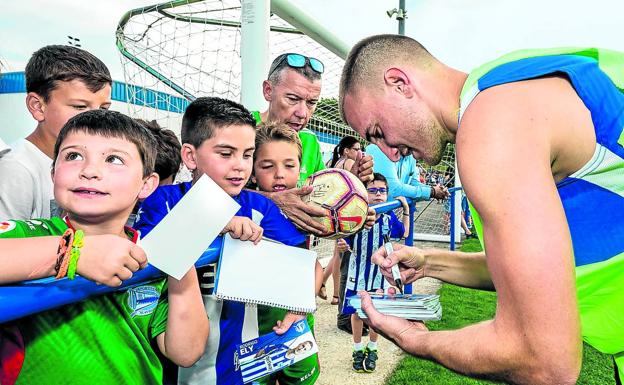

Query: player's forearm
left=163, top=268, right=209, bottom=367
left=397, top=320, right=555, bottom=384
left=0, top=237, right=59, bottom=283
left=423, top=250, right=493, bottom=290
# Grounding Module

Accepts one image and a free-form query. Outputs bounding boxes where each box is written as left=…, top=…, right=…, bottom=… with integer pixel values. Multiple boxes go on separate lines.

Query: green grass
left=385, top=238, right=615, bottom=385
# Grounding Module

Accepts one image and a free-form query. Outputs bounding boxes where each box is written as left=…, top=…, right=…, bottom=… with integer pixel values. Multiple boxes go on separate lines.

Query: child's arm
left=0, top=235, right=147, bottom=286
left=156, top=268, right=209, bottom=367
left=397, top=196, right=411, bottom=238
left=221, top=216, right=263, bottom=244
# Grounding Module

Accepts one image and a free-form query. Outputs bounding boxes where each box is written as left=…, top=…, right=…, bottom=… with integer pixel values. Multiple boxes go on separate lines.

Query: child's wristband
left=55, top=229, right=74, bottom=279
left=67, top=230, right=85, bottom=280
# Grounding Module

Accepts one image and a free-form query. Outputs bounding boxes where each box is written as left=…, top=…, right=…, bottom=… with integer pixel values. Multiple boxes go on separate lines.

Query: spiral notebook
left=213, top=234, right=317, bottom=313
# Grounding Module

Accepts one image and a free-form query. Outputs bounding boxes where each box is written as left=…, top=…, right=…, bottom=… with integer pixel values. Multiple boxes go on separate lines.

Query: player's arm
left=373, top=243, right=492, bottom=289
left=157, top=268, right=209, bottom=367
left=363, top=87, right=582, bottom=384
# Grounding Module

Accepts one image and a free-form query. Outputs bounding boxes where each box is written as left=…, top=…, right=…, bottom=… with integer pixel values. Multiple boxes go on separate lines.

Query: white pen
left=383, top=235, right=403, bottom=294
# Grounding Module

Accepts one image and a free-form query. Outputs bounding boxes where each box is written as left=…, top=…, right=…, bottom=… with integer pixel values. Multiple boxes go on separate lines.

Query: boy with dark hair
left=135, top=97, right=309, bottom=385
left=135, top=119, right=182, bottom=185
left=0, top=109, right=208, bottom=385
left=0, top=45, right=112, bottom=220
left=342, top=173, right=410, bottom=373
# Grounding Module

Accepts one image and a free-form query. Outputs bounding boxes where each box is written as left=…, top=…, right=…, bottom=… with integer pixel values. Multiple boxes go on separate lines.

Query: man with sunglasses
left=339, top=34, right=624, bottom=384
left=251, top=53, right=375, bottom=235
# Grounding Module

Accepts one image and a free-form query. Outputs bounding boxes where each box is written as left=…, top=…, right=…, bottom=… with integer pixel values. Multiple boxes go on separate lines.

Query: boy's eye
left=261, top=164, right=273, bottom=169
left=65, top=152, right=83, bottom=161
left=106, top=155, right=124, bottom=165
left=220, top=152, right=232, bottom=158
left=72, top=105, right=87, bottom=110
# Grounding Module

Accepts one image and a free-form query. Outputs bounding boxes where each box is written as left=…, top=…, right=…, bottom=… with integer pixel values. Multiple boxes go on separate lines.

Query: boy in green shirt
left=0, top=109, right=208, bottom=385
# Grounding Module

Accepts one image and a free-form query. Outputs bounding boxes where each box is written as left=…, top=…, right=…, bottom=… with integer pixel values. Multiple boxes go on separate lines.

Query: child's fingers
left=130, top=244, right=148, bottom=269
left=116, top=267, right=134, bottom=281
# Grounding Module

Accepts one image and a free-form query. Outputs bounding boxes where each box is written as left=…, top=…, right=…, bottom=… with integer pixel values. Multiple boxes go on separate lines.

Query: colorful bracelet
left=67, top=230, right=85, bottom=280
left=55, top=229, right=74, bottom=279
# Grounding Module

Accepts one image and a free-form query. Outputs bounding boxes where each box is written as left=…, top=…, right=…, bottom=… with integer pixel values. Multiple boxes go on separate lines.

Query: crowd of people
left=1, top=31, right=622, bottom=385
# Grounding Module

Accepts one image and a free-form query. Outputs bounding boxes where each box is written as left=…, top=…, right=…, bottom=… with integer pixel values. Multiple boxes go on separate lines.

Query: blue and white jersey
left=342, top=212, right=404, bottom=314
left=135, top=184, right=306, bottom=385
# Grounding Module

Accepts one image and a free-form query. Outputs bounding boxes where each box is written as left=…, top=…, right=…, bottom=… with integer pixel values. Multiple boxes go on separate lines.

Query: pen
left=383, top=235, right=403, bottom=294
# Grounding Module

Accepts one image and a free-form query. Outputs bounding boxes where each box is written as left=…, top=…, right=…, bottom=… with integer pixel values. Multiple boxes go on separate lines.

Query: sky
left=1, top=0, right=623, bottom=79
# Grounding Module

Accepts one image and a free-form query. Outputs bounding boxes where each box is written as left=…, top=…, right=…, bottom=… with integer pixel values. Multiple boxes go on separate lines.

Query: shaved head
left=339, top=34, right=436, bottom=124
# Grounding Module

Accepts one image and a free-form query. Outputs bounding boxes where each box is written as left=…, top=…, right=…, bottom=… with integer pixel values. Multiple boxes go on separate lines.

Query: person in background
left=134, top=119, right=182, bottom=186
left=0, top=45, right=112, bottom=220
left=366, top=143, right=448, bottom=202
left=250, top=53, right=374, bottom=235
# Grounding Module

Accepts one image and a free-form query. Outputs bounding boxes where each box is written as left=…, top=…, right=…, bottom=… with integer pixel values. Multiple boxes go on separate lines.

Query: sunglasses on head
left=268, top=53, right=324, bottom=79
left=367, top=187, right=387, bottom=194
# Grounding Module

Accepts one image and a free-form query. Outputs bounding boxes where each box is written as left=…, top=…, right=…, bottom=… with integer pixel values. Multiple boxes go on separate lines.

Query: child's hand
left=336, top=238, right=350, bottom=253
left=364, top=207, right=376, bottom=229
left=273, top=312, right=307, bottom=335
left=397, top=196, right=409, bottom=213
left=222, top=216, right=263, bottom=244
left=77, top=235, right=148, bottom=287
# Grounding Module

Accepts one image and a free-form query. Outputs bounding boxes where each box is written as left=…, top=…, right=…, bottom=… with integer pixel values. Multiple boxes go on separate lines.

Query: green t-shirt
left=252, top=111, right=326, bottom=185
left=1, top=217, right=169, bottom=385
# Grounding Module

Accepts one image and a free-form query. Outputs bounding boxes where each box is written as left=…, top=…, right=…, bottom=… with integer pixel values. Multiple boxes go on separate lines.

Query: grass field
left=385, top=238, right=615, bottom=385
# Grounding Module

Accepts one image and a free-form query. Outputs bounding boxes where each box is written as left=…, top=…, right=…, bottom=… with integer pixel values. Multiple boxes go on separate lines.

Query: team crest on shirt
left=127, top=285, right=160, bottom=317
left=0, top=221, right=16, bottom=234
left=294, top=322, right=305, bottom=333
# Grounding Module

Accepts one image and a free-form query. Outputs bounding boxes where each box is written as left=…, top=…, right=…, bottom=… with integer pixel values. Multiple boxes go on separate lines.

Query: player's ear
left=138, top=172, right=159, bottom=200
left=262, top=80, right=273, bottom=102
left=384, top=68, right=414, bottom=99
left=181, top=143, right=198, bottom=172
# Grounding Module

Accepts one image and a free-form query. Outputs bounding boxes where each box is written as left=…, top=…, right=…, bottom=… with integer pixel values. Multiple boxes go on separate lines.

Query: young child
left=0, top=109, right=208, bottom=385
left=0, top=45, right=112, bottom=220
left=134, top=98, right=309, bottom=385
left=342, top=173, right=410, bottom=373
left=252, top=121, right=324, bottom=384
left=135, top=119, right=182, bottom=186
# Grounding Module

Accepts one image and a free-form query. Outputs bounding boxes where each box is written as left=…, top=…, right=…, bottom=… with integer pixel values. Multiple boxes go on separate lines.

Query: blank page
left=214, top=234, right=317, bottom=313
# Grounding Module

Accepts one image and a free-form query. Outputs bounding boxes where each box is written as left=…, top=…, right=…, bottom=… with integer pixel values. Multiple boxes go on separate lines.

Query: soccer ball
left=301, top=168, right=369, bottom=239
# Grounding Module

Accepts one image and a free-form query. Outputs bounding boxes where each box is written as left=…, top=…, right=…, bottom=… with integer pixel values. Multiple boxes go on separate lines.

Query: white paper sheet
left=214, top=234, right=317, bottom=313
left=141, top=174, right=240, bottom=280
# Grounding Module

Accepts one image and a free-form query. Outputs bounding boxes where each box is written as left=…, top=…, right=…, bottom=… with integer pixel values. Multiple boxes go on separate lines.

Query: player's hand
left=396, top=196, right=409, bottom=213
left=77, top=234, right=148, bottom=287
left=351, top=152, right=374, bottom=184
left=371, top=243, right=426, bottom=285
left=358, top=291, right=428, bottom=346
left=273, top=312, right=307, bottom=335
left=222, top=216, right=263, bottom=244
left=431, top=185, right=449, bottom=201
left=269, top=187, right=328, bottom=236
left=336, top=238, right=350, bottom=253
left=364, top=207, right=376, bottom=230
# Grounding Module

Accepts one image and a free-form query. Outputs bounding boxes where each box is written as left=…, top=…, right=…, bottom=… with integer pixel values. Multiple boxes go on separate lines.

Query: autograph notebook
left=214, top=234, right=317, bottom=313
left=235, top=319, right=318, bottom=384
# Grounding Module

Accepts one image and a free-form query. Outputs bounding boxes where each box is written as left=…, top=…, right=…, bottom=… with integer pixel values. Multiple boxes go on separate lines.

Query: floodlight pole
left=241, top=0, right=271, bottom=110
left=398, top=0, right=406, bottom=35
